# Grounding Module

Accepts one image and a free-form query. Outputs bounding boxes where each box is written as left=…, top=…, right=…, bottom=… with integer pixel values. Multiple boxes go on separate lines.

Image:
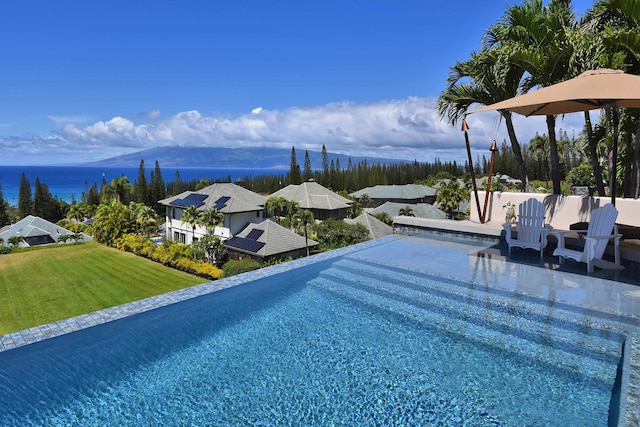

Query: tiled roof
left=159, top=183, right=266, bottom=213
left=350, top=184, right=436, bottom=199
left=0, top=215, right=90, bottom=244
left=370, top=202, right=447, bottom=220
left=225, top=219, right=318, bottom=257
left=344, top=213, right=393, bottom=239
left=269, top=181, right=352, bottom=210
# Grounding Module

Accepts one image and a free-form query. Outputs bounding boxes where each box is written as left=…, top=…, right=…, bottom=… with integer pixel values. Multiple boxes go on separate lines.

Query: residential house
left=344, top=213, right=393, bottom=239
left=350, top=184, right=437, bottom=209
left=224, top=219, right=318, bottom=263
left=268, top=179, right=352, bottom=220
left=159, top=183, right=266, bottom=245
left=0, top=215, right=91, bottom=247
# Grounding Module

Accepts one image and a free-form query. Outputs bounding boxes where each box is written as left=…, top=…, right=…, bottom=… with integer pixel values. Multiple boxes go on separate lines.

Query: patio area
left=394, top=215, right=640, bottom=287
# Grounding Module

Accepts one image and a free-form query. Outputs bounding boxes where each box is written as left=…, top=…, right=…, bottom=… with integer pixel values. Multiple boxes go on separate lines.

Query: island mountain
left=83, top=147, right=407, bottom=169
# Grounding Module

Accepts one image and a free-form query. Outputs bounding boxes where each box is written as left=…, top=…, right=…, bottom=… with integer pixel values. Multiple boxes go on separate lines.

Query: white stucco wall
left=470, top=191, right=640, bottom=229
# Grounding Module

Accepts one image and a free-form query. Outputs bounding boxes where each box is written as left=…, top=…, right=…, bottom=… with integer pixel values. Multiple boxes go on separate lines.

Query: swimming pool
left=0, top=234, right=638, bottom=425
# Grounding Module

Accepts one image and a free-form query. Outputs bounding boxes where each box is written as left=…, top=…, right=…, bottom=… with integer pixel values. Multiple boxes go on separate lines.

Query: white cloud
left=1, top=97, right=591, bottom=165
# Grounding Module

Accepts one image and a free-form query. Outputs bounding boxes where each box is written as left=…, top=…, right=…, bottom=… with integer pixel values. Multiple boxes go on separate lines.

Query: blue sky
left=1, top=0, right=595, bottom=165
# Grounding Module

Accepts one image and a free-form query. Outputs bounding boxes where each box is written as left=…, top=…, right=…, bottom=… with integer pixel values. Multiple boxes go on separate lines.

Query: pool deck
left=1, top=222, right=639, bottom=425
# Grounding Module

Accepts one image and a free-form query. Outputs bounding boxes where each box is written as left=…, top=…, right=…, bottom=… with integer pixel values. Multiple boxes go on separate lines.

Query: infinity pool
left=0, top=234, right=638, bottom=425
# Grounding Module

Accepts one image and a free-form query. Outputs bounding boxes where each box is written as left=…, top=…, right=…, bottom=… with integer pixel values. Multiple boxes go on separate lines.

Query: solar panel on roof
left=213, top=196, right=231, bottom=210
left=184, top=193, right=208, bottom=201
left=246, top=229, right=264, bottom=240
left=225, top=237, right=265, bottom=253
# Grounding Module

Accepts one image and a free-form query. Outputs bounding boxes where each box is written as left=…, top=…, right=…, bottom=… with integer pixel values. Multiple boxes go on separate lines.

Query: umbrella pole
left=612, top=108, right=619, bottom=206
left=482, top=140, right=499, bottom=223
left=462, top=119, right=482, bottom=222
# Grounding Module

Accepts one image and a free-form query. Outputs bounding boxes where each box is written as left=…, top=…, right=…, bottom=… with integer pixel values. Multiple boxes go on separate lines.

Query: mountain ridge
left=83, top=146, right=408, bottom=169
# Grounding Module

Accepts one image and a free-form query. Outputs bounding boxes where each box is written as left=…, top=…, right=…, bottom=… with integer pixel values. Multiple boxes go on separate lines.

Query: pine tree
left=303, top=150, right=313, bottom=182
left=173, top=170, right=184, bottom=195
left=149, top=160, right=166, bottom=214
left=133, top=160, right=150, bottom=205
left=0, top=178, right=10, bottom=226
left=321, top=144, right=329, bottom=186
left=18, top=172, right=33, bottom=219
left=289, top=146, right=301, bottom=185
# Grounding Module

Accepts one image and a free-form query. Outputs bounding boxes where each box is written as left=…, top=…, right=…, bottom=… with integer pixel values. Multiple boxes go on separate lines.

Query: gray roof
left=269, top=181, right=352, bottom=210
left=350, top=184, right=436, bottom=199
left=159, top=183, right=266, bottom=214
left=344, top=213, right=393, bottom=239
left=370, top=202, right=447, bottom=220
left=0, top=215, right=91, bottom=245
left=224, top=219, right=318, bottom=257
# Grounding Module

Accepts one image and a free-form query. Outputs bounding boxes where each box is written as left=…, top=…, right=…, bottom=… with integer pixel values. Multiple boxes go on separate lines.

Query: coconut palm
left=293, top=209, right=315, bottom=256
left=93, top=199, right=134, bottom=246
left=398, top=206, right=414, bottom=217
left=131, top=203, right=158, bottom=237
left=265, top=196, right=289, bottom=224
left=438, top=47, right=531, bottom=192
left=200, top=208, right=224, bottom=235
left=181, top=205, right=201, bottom=243
left=485, top=0, right=578, bottom=194
left=8, top=235, right=24, bottom=247
left=436, top=180, right=470, bottom=219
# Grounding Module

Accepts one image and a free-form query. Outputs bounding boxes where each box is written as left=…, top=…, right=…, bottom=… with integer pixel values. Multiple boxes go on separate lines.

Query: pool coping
left=1, top=233, right=638, bottom=425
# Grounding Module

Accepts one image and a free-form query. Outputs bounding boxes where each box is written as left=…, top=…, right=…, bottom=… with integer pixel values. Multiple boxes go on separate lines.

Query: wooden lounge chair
left=503, top=198, right=551, bottom=263
left=552, top=204, right=623, bottom=273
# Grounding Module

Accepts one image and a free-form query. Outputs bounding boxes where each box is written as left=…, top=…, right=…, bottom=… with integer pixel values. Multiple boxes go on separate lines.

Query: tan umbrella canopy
left=470, top=68, right=640, bottom=204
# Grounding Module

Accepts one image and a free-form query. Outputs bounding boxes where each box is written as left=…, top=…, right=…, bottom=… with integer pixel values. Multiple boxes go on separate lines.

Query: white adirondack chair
left=503, top=198, right=551, bottom=263
left=552, top=204, right=623, bottom=273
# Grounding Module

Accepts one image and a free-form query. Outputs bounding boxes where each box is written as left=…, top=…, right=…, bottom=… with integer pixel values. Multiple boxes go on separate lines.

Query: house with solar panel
left=349, top=184, right=437, bottom=209
left=0, top=215, right=91, bottom=247
left=224, top=219, right=319, bottom=263
left=268, top=179, right=352, bottom=220
left=159, top=183, right=267, bottom=245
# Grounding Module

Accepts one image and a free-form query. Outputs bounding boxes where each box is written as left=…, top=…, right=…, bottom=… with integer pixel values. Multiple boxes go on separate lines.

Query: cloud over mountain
left=1, top=97, right=588, bottom=165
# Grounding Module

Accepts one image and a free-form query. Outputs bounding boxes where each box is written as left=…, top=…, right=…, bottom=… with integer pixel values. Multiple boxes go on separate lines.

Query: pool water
left=0, top=236, right=634, bottom=425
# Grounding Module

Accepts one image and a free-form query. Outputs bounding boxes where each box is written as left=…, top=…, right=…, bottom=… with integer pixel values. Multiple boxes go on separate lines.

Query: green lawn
left=0, top=242, right=207, bottom=335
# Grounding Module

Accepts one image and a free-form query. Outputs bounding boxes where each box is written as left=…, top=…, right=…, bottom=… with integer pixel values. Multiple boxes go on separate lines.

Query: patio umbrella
left=470, top=68, right=640, bottom=205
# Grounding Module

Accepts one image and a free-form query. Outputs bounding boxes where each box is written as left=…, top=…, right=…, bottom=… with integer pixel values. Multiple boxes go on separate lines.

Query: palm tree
left=181, top=205, right=201, bottom=243
left=131, top=203, right=158, bottom=237
left=436, top=180, right=470, bottom=219
left=358, top=193, right=371, bottom=209
left=109, top=175, right=132, bottom=203
left=398, top=206, right=414, bottom=217
left=585, top=0, right=640, bottom=197
left=372, top=212, right=392, bottom=226
left=93, top=199, right=134, bottom=246
left=293, top=209, right=314, bottom=256
left=439, top=48, right=531, bottom=192
left=8, top=235, right=24, bottom=247
left=200, top=208, right=224, bottom=235
left=485, top=0, right=578, bottom=194
left=265, top=196, right=288, bottom=224
left=67, top=204, right=86, bottom=222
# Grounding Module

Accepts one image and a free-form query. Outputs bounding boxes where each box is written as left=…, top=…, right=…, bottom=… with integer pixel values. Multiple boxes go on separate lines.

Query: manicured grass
left=0, top=242, right=207, bottom=335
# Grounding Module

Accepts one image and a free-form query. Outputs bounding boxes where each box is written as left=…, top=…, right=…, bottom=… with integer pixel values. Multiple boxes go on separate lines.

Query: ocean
left=0, top=165, right=281, bottom=206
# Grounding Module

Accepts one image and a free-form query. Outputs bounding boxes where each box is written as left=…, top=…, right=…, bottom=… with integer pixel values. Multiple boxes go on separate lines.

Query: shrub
left=222, top=258, right=260, bottom=277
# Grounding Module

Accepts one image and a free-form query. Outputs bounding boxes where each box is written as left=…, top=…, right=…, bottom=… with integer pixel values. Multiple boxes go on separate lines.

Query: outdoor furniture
left=503, top=198, right=551, bottom=263
left=552, top=204, right=623, bottom=273
left=570, top=221, right=640, bottom=240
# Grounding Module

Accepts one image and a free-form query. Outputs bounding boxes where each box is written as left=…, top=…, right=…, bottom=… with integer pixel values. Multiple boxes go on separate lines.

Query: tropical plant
left=436, top=180, right=470, bottom=219
left=8, top=235, right=24, bottom=247
left=92, top=199, right=134, bottom=246
left=200, top=208, right=224, bottom=235
left=108, top=175, right=133, bottom=203
left=398, top=206, right=415, bottom=217
left=312, top=219, right=370, bottom=251
left=486, top=0, right=578, bottom=194
left=372, top=212, right=392, bottom=226
left=130, top=203, right=158, bottom=236
left=438, top=48, right=531, bottom=191
left=181, top=205, right=201, bottom=242
left=293, top=209, right=314, bottom=256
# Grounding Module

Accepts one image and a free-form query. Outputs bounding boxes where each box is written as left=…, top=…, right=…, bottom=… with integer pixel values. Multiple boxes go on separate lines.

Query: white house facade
left=159, top=183, right=266, bottom=245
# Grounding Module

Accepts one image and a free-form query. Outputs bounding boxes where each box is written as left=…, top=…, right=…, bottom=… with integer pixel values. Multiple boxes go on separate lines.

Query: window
left=179, top=233, right=186, bottom=244
left=173, top=231, right=180, bottom=241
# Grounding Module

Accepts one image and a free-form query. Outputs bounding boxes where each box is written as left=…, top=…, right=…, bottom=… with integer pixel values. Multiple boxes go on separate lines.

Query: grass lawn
left=0, top=241, right=207, bottom=335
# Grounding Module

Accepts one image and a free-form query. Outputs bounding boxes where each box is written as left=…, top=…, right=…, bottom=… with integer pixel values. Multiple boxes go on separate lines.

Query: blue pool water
left=0, top=235, right=636, bottom=425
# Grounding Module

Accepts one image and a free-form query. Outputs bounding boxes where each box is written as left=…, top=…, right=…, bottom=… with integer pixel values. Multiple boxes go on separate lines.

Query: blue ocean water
left=0, top=165, right=281, bottom=205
